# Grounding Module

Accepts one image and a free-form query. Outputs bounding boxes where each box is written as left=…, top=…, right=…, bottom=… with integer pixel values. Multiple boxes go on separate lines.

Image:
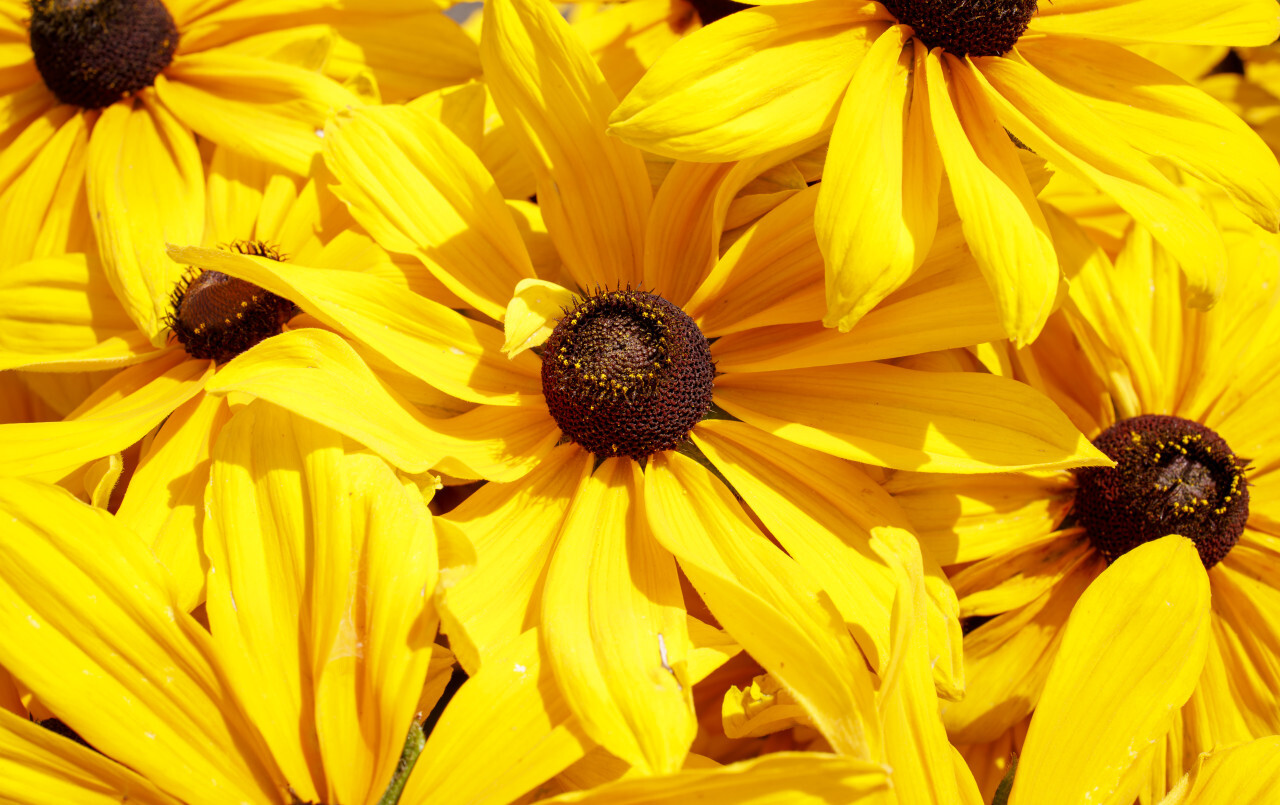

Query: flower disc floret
left=883, top=0, right=1037, bottom=57
left=1074, top=415, right=1249, bottom=569
left=541, top=288, right=715, bottom=461
left=29, top=0, right=179, bottom=109
left=166, top=241, right=297, bottom=364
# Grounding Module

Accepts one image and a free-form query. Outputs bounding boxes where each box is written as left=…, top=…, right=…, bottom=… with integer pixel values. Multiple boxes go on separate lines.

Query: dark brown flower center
left=167, top=241, right=297, bottom=364
left=882, top=0, right=1036, bottom=57
left=541, top=288, right=715, bottom=461
left=29, top=0, right=179, bottom=109
left=1073, top=415, right=1249, bottom=569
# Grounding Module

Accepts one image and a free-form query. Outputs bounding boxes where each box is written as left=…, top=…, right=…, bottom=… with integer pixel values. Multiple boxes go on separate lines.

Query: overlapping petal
left=541, top=458, right=695, bottom=774
left=0, top=253, right=155, bottom=371
left=646, top=452, right=880, bottom=760
left=1010, top=536, right=1212, bottom=805
left=323, top=104, right=535, bottom=319
left=482, top=0, right=652, bottom=290
left=166, top=246, right=542, bottom=405
left=156, top=51, right=359, bottom=176
left=88, top=96, right=204, bottom=344
left=609, top=1, right=891, bottom=160
left=0, top=350, right=210, bottom=480
left=925, top=52, right=1057, bottom=346
left=0, top=478, right=281, bottom=803
left=818, top=30, right=940, bottom=332
left=714, top=362, right=1110, bottom=472
left=206, top=402, right=441, bottom=804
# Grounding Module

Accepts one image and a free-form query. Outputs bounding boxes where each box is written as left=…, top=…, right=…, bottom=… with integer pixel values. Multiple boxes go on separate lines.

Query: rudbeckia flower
left=608, top=0, right=1280, bottom=344
left=0, top=0, right=379, bottom=278
left=0, top=148, right=462, bottom=607
left=979, top=534, right=1280, bottom=805
left=887, top=189, right=1280, bottom=794
left=0, top=419, right=889, bottom=805
left=170, top=0, right=1109, bottom=779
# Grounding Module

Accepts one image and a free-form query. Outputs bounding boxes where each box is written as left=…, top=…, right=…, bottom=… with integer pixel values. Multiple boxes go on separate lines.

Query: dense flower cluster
left=1, top=0, right=1280, bottom=802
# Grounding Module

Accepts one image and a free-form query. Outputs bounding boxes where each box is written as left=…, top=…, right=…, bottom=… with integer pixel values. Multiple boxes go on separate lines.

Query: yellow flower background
left=2, top=0, right=1280, bottom=803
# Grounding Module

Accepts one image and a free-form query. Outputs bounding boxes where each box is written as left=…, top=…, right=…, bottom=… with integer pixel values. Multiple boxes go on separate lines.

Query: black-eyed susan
left=0, top=412, right=448, bottom=804
left=0, top=425, right=888, bottom=805
left=173, top=0, right=1111, bottom=780
left=0, top=148, right=468, bottom=607
left=887, top=187, right=1280, bottom=795
left=608, top=0, right=1280, bottom=345
left=985, top=535, right=1280, bottom=805
left=0, top=0, right=373, bottom=346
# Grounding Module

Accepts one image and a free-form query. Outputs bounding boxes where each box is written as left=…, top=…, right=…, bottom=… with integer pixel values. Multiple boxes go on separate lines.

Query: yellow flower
left=0, top=414, right=447, bottom=805
left=0, top=148, right=462, bottom=608
left=888, top=188, right=1280, bottom=797
left=178, top=0, right=1111, bottom=779
left=0, top=0, right=371, bottom=295
left=987, top=534, right=1280, bottom=805
left=608, top=0, right=1280, bottom=344
left=0, top=432, right=890, bottom=805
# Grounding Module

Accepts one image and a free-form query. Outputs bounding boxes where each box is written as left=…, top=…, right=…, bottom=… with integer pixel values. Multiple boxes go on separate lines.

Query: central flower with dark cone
left=882, top=0, right=1037, bottom=58
left=1073, top=415, right=1249, bottom=569
left=29, top=0, right=179, bottom=109
left=167, top=241, right=297, bottom=364
left=541, top=288, right=715, bottom=461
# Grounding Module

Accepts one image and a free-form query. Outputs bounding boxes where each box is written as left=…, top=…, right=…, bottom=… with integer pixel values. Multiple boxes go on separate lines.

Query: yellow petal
left=166, top=246, right=543, bottom=405
left=644, top=156, right=785, bottom=308
left=208, top=401, right=444, bottom=803
left=542, top=458, right=695, bottom=774
left=503, top=279, right=577, bottom=358
left=926, top=52, right=1057, bottom=346
left=609, top=2, right=890, bottom=160
left=0, top=105, right=92, bottom=265
left=203, top=403, right=325, bottom=800
left=207, top=327, right=454, bottom=473
left=540, top=752, right=890, bottom=805
left=0, top=351, right=210, bottom=480
left=115, top=390, right=232, bottom=611
left=722, top=674, right=812, bottom=739
left=420, top=403, right=562, bottom=483
left=871, top=528, right=963, bottom=803
left=327, top=12, right=482, bottom=104
left=481, top=0, right=652, bottom=289
left=1011, top=536, right=1212, bottom=805
left=0, top=478, right=281, bottom=803
left=975, top=45, right=1227, bottom=306
left=1021, top=37, right=1280, bottom=233
left=401, top=629, right=594, bottom=805
left=0, top=253, right=155, bottom=371
left=1158, top=737, right=1280, bottom=805
left=943, top=546, right=1101, bottom=744
left=710, top=247, right=1003, bottom=373
left=646, top=452, right=880, bottom=760
left=88, top=95, right=204, bottom=344
left=156, top=51, right=359, bottom=175
left=886, top=471, right=1075, bottom=565
left=0, top=707, right=181, bottom=805
left=686, top=186, right=825, bottom=336
left=714, top=363, right=1111, bottom=473
left=440, top=444, right=593, bottom=672
left=323, top=104, right=536, bottom=319
left=692, top=420, right=898, bottom=674
left=819, top=31, right=940, bottom=332
left=0, top=91, right=66, bottom=193
left=1030, top=0, right=1280, bottom=46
